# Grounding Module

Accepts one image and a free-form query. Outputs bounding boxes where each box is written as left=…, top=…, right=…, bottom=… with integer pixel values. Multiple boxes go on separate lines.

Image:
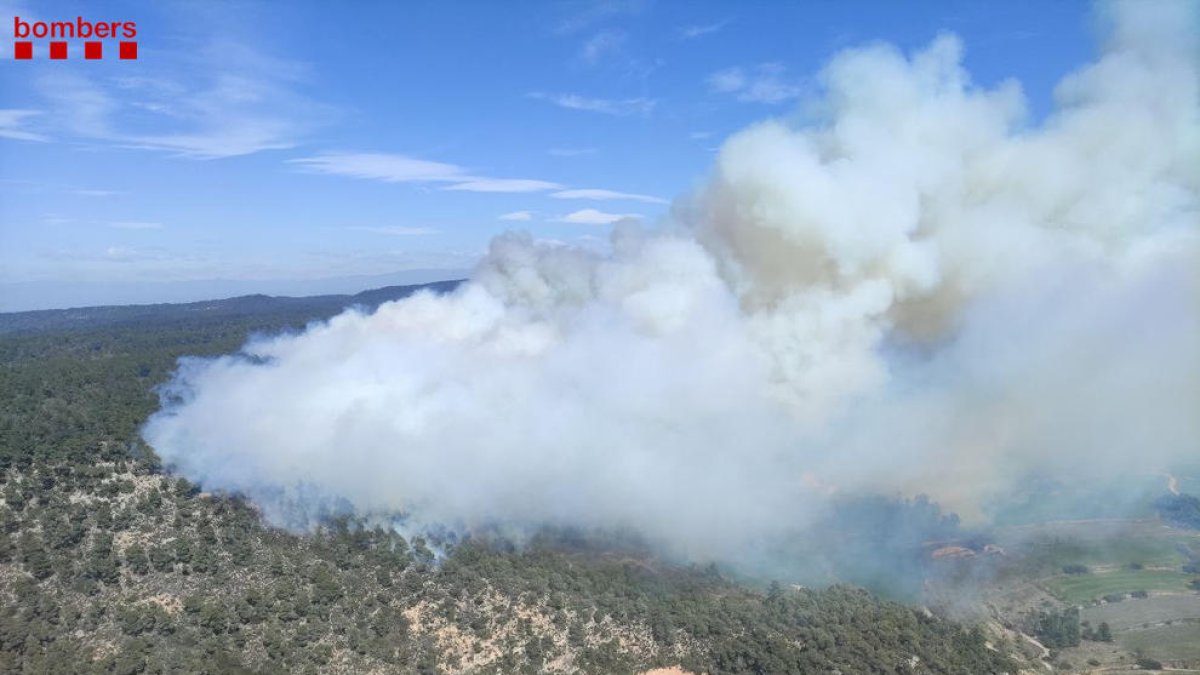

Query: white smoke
left=144, top=0, right=1199, bottom=561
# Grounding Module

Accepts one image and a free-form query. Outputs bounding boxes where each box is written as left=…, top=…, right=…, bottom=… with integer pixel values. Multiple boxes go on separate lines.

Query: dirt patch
left=932, top=545, right=975, bottom=559
left=141, top=593, right=183, bottom=615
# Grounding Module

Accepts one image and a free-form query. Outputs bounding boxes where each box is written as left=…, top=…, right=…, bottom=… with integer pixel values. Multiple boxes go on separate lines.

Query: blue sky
left=0, top=0, right=1096, bottom=310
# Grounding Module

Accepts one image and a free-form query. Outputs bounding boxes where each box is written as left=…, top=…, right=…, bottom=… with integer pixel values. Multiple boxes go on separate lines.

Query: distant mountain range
left=0, top=269, right=472, bottom=313
left=0, top=279, right=465, bottom=334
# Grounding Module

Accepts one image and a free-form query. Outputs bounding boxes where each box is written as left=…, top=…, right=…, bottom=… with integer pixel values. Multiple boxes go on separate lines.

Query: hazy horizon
left=0, top=267, right=470, bottom=312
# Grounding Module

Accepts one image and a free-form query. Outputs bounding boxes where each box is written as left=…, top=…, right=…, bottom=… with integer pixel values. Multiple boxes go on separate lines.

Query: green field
left=992, top=519, right=1200, bottom=608
left=1044, top=570, right=1195, bottom=603
left=1081, top=594, right=1200, bottom=631
left=1120, top=623, right=1200, bottom=661
left=987, top=518, right=1200, bottom=668
left=1080, top=593, right=1200, bottom=629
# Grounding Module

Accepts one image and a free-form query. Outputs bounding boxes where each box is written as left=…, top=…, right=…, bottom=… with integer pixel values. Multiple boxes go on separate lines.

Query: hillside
left=0, top=283, right=1022, bottom=674
left=0, top=281, right=465, bottom=336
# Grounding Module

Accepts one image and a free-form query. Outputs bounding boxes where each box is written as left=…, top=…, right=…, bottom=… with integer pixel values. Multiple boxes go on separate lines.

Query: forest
left=0, top=284, right=1020, bottom=674
left=1156, top=494, right=1200, bottom=531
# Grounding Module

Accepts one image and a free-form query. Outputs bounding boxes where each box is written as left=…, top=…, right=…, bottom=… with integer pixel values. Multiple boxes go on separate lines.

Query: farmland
left=1082, top=594, right=1200, bottom=631
left=1046, top=569, right=1195, bottom=604
left=1120, top=623, right=1200, bottom=662
left=971, top=516, right=1200, bottom=671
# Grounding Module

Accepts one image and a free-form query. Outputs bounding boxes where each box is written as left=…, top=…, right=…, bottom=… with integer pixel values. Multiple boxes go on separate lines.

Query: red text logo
left=13, top=16, right=138, bottom=60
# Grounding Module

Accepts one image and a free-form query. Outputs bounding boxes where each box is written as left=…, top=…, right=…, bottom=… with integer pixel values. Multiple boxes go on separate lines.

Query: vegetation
left=1025, top=607, right=1080, bottom=648
left=1136, top=656, right=1166, bottom=670
left=1044, top=569, right=1196, bottom=604
left=0, top=287, right=1020, bottom=673
left=997, top=524, right=1191, bottom=577
left=817, top=493, right=969, bottom=596
left=1122, top=624, right=1200, bottom=663
left=1080, top=620, right=1113, bottom=642
left=1157, top=493, right=1200, bottom=530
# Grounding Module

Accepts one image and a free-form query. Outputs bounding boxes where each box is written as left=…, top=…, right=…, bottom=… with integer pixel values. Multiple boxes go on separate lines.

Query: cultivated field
left=982, top=517, right=1200, bottom=670
left=1119, top=623, right=1200, bottom=662
left=1081, top=594, right=1200, bottom=631
left=1046, top=570, right=1195, bottom=604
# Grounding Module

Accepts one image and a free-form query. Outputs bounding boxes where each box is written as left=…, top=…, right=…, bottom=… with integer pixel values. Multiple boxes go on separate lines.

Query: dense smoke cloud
left=144, top=1, right=1198, bottom=563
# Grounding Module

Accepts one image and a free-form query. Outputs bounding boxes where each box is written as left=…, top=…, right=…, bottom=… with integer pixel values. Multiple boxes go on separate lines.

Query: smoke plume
left=144, top=1, right=1199, bottom=565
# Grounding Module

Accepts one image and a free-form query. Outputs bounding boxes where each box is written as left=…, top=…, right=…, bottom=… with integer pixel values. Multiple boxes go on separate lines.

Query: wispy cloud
left=348, top=226, right=438, bottom=236
left=443, top=179, right=562, bottom=193
left=554, top=0, right=648, bottom=35
left=551, top=188, right=666, bottom=204
left=31, top=39, right=330, bottom=159
left=679, top=21, right=728, bottom=40
left=556, top=208, right=643, bottom=225
left=708, top=69, right=747, bottom=93
left=0, top=109, right=49, bottom=142
left=77, top=189, right=120, bottom=197
left=529, top=92, right=657, bottom=116
left=689, top=131, right=713, bottom=140
left=109, top=221, right=164, bottom=230
left=291, top=152, right=561, bottom=194
left=499, top=211, right=534, bottom=221
left=581, top=29, right=627, bottom=65
left=104, top=246, right=141, bottom=261
left=37, top=72, right=117, bottom=138
left=708, top=63, right=804, bottom=104
left=290, top=153, right=465, bottom=183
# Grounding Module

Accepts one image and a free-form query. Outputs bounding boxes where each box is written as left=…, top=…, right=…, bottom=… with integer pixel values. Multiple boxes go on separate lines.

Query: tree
left=1027, top=607, right=1080, bottom=648
left=124, top=544, right=150, bottom=575
left=85, top=532, right=120, bottom=584
left=19, top=532, right=53, bottom=580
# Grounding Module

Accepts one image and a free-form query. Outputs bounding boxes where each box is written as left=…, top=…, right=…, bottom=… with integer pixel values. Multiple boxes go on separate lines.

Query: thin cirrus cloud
left=290, top=153, right=559, bottom=193
left=499, top=211, right=535, bottom=221
left=577, top=28, right=655, bottom=78
left=551, top=188, right=667, bottom=205
left=580, top=30, right=627, bottom=65
left=679, top=21, right=728, bottom=40
left=529, top=93, right=657, bottom=116
left=289, top=153, right=464, bottom=183
left=0, top=109, right=49, bottom=142
left=104, top=246, right=141, bottom=261
left=443, top=179, right=563, bottom=193
left=556, top=208, right=643, bottom=225
left=708, top=63, right=804, bottom=103
left=30, top=38, right=330, bottom=160
left=291, top=153, right=669, bottom=205
left=553, top=0, right=648, bottom=35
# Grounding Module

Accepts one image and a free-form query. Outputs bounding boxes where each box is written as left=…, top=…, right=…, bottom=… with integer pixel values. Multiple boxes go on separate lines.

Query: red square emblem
left=85, top=42, right=102, bottom=60
left=49, top=42, right=67, bottom=59
left=119, top=41, right=137, bottom=60
left=14, top=42, right=32, bottom=59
